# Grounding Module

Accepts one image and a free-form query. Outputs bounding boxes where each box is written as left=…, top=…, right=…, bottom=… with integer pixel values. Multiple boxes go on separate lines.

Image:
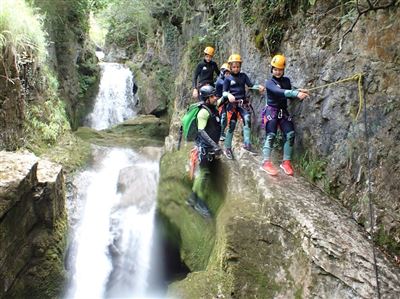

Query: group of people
left=187, top=46, right=309, bottom=217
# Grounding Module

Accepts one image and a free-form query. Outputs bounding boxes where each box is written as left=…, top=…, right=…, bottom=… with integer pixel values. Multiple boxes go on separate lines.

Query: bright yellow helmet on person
left=271, top=54, right=286, bottom=69
left=228, top=54, right=242, bottom=63
left=204, top=46, right=215, bottom=56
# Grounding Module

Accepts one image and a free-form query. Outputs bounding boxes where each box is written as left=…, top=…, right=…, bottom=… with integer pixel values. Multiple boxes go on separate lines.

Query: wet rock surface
left=0, top=151, right=67, bottom=298
left=160, top=148, right=400, bottom=298
left=75, top=114, right=168, bottom=148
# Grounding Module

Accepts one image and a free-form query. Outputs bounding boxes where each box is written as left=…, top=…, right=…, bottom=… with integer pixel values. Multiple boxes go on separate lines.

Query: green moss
left=295, top=286, right=304, bottom=299
left=39, top=131, right=92, bottom=174
left=168, top=270, right=233, bottom=299
left=254, top=30, right=265, bottom=51
left=157, top=148, right=219, bottom=270
left=75, top=115, right=168, bottom=148
left=237, top=0, right=308, bottom=54
left=375, top=225, right=400, bottom=258
left=6, top=215, right=68, bottom=299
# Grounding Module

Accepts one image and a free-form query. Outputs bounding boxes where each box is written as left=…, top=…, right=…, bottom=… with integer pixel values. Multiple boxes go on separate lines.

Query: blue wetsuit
left=262, top=75, right=298, bottom=162
left=222, top=72, right=255, bottom=148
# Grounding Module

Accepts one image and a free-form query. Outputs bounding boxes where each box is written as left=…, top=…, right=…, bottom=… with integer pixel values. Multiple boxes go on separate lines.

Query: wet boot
left=186, top=192, right=211, bottom=218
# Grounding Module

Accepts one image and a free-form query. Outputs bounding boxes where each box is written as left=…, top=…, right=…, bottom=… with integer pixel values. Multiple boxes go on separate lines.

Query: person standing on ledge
left=187, top=85, right=222, bottom=218
left=261, top=54, right=309, bottom=176
left=192, top=46, right=219, bottom=99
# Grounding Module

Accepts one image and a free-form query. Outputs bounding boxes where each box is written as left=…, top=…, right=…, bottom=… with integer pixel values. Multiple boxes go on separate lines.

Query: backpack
left=181, top=102, right=212, bottom=141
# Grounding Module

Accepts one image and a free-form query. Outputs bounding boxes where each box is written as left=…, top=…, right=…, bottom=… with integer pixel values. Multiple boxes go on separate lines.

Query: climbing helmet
left=204, top=46, right=215, bottom=56
left=271, top=54, right=286, bottom=69
left=228, top=54, right=242, bottom=64
left=199, top=85, right=216, bottom=101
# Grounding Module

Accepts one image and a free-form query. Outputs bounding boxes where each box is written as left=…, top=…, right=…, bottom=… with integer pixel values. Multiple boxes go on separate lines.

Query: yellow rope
left=306, top=73, right=364, bottom=120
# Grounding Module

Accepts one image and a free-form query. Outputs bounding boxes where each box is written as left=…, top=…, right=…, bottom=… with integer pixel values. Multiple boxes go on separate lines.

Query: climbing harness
left=306, top=73, right=364, bottom=121
left=260, top=106, right=291, bottom=128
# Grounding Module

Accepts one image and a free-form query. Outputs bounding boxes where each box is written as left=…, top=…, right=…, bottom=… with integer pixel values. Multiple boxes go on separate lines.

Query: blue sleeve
left=244, top=73, right=254, bottom=88
left=266, top=79, right=286, bottom=97
left=223, top=77, right=230, bottom=92
left=215, top=80, right=223, bottom=97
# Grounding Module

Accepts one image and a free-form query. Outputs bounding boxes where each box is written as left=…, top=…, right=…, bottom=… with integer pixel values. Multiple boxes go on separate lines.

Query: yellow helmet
left=228, top=54, right=242, bottom=64
left=220, top=63, right=230, bottom=73
left=271, top=54, right=286, bottom=69
left=204, top=46, right=215, bottom=56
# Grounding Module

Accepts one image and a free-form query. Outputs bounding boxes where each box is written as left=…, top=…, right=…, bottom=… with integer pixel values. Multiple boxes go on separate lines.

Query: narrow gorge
left=1, top=0, right=399, bottom=298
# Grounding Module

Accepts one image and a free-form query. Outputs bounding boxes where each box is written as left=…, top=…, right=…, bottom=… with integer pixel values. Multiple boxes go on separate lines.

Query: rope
left=305, top=73, right=364, bottom=120
left=309, top=73, right=381, bottom=297
left=361, top=77, right=381, bottom=299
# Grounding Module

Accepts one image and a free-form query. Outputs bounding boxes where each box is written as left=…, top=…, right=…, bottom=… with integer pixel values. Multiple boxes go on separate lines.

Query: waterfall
left=86, top=63, right=137, bottom=130
left=66, top=61, right=165, bottom=299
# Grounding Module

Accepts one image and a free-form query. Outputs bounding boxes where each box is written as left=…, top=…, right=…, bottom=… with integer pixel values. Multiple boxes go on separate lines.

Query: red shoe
left=261, top=161, right=278, bottom=176
left=280, top=160, right=294, bottom=176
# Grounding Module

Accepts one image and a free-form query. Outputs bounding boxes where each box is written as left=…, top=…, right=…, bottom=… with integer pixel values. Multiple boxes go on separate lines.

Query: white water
left=66, top=62, right=164, bottom=299
left=86, top=63, right=137, bottom=130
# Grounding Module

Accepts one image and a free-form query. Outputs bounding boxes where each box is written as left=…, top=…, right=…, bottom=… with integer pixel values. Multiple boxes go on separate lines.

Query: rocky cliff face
left=155, top=0, right=400, bottom=258
left=152, top=0, right=400, bottom=297
left=35, top=1, right=100, bottom=129
left=0, top=151, right=67, bottom=298
left=157, top=146, right=400, bottom=298
left=0, top=49, right=24, bottom=150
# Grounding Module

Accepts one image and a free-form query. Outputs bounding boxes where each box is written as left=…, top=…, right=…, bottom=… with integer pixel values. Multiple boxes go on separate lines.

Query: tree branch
left=338, top=0, right=396, bottom=52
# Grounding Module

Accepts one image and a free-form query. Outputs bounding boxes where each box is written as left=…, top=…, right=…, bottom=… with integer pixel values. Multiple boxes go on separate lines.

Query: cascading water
left=66, top=61, right=166, bottom=299
left=86, top=63, right=137, bottom=130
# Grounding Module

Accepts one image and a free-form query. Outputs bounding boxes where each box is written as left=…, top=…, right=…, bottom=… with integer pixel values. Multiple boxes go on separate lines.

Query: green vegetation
left=24, top=67, right=71, bottom=148
left=98, top=0, right=155, bottom=55
left=375, top=224, right=400, bottom=259
left=0, top=0, right=47, bottom=65
left=157, top=148, right=219, bottom=271
left=0, top=0, right=71, bottom=150
left=26, top=0, right=101, bottom=129
left=297, top=151, right=327, bottom=183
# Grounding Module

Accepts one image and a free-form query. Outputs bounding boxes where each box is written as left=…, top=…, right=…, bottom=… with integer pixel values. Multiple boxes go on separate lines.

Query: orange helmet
left=271, top=54, right=286, bottom=69
left=228, top=54, right=242, bottom=64
left=204, top=46, right=215, bottom=56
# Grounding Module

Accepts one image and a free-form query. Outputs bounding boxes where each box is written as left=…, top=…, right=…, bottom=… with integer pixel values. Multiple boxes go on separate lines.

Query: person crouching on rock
left=187, top=85, right=222, bottom=218
left=261, top=54, right=309, bottom=176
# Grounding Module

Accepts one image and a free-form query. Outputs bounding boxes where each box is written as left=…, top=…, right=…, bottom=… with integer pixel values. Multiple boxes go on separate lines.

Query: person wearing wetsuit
left=261, top=54, right=309, bottom=176
left=187, top=85, right=222, bottom=218
left=192, top=46, right=219, bottom=99
left=215, top=62, right=230, bottom=141
left=222, top=54, right=265, bottom=160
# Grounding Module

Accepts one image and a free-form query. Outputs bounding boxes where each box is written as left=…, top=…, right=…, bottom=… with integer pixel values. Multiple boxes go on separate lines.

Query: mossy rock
left=168, top=270, right=233, bottom=299
left=39, top=131, right=92, bottom=174
left=157, top=148, right=218, bottom=271
left=75, top=115, right=169, bottom=148
left=6, top=216, right=68, bottom=299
